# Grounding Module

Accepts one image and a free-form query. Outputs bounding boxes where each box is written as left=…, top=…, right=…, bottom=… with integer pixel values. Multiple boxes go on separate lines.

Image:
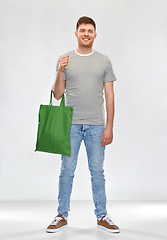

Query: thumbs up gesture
left=59, top=55, right=69, bottom=72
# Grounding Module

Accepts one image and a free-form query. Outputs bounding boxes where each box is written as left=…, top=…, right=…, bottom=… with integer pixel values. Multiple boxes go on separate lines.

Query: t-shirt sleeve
left=103, top=57, right=117, bottom=83
left=55, top=58, right=66, bottom=80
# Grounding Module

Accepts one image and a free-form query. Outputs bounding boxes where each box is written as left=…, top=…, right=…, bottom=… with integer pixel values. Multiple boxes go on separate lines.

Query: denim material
left=57, top=124, right=107, bottom=219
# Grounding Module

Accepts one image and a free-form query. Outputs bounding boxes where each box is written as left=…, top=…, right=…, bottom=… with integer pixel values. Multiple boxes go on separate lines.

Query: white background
left=0, top=0, right=167, bottom=200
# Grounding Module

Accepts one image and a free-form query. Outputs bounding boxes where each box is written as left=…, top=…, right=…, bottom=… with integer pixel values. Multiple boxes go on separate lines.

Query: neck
left=76, top=45, right=93, bottom=55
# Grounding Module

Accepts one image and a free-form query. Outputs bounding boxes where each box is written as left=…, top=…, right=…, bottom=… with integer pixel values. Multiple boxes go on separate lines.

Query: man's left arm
left=101, top=81, right=115, bottom=146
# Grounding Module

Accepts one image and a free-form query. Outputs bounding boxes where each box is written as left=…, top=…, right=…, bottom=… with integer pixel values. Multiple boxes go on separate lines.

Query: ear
left=75, top=31, right=78, bottom=39
left=94, top=32, right=97, bottom=39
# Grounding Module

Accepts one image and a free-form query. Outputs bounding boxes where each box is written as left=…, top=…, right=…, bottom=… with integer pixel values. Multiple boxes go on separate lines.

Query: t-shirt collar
left=74, top=49, right=94, bottom=56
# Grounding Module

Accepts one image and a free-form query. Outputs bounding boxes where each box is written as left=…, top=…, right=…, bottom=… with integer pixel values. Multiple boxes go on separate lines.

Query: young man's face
left=75, top=23, right=97, bottom=48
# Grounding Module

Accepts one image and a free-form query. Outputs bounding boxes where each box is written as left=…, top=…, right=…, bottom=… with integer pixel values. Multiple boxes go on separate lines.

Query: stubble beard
left=79, top=39, right=94, bottom=49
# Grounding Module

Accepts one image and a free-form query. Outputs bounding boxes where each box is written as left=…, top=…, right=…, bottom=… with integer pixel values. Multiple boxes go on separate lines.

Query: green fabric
left=35, top=91, right=73, bottom=156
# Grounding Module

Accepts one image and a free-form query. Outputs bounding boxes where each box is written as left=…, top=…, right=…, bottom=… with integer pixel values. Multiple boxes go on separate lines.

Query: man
left=47, top=16, right=120, bottom=233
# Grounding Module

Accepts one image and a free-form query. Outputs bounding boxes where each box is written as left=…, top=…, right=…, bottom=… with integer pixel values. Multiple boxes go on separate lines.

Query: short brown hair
left=76, top=16, right=96, bottom=32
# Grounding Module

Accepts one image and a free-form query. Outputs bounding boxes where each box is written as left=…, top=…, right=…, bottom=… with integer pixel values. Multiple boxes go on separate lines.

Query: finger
left=60, top=57, right=68, bottom=62
left=102, top=139, right=107, bottom=146
left=60, top=59, right=68, bottom=63
left=62, top=55, right=69, bottom=58
left=106, top=138, right=113, bottom=145
left=61, top=56, right=68, bottom=60
left=60, top=60, right=68, bottom=66
left=60, top=57, right=69, bottom=63
left=63, top=55, right=69, bottom=58
left=101, top=140, right=105, bottom=146
left=104, top=137, right=111, bottom=145
left=105, top=141, right=110, bottom=146
left=60, top=63, right=67, bottom=68
left=60, top=62, right=68, bottom=67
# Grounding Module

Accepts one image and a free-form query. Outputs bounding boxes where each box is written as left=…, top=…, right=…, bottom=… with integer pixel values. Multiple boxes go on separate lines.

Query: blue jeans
left=57, top=124, right=107, bottom=219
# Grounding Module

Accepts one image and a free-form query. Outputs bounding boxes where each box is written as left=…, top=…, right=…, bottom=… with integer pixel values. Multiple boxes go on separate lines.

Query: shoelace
left=51, top=216, right=63, bottom=226
left=102, top=214, right=115, bottom=225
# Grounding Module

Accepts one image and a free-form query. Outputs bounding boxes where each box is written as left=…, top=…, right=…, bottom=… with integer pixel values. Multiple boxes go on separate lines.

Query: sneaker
left=97, top=214, right=120, bottom=233
left=46, top=214, right=67, bottom=233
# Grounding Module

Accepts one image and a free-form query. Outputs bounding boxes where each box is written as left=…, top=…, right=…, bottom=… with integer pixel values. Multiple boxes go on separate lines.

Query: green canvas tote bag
left=35, top=91, right=73, bottom=156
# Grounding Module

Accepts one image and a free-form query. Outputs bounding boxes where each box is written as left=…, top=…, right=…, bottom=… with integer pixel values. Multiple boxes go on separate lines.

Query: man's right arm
left=52, top=55, right=69, bottom=100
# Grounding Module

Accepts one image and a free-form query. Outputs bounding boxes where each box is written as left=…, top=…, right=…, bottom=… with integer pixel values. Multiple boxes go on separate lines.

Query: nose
left=84, top=31, right=89, bottom=36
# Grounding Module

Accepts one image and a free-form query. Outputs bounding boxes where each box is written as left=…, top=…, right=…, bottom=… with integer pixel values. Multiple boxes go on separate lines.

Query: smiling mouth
left=82, top=38, right=90, bottom=41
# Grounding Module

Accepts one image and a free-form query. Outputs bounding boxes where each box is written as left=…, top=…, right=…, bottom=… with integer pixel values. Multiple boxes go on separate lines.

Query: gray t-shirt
left=55, top=49, right=116, bottom=125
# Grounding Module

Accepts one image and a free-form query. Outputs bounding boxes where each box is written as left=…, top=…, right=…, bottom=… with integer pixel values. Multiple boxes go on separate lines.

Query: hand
left=59, top=55, right=69, bottom=71
left=101, top=127, right=113, bottom=146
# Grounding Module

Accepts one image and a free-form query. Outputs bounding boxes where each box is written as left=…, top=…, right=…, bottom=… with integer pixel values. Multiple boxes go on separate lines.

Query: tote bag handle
left=49, top=91, right=65, bottom=107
